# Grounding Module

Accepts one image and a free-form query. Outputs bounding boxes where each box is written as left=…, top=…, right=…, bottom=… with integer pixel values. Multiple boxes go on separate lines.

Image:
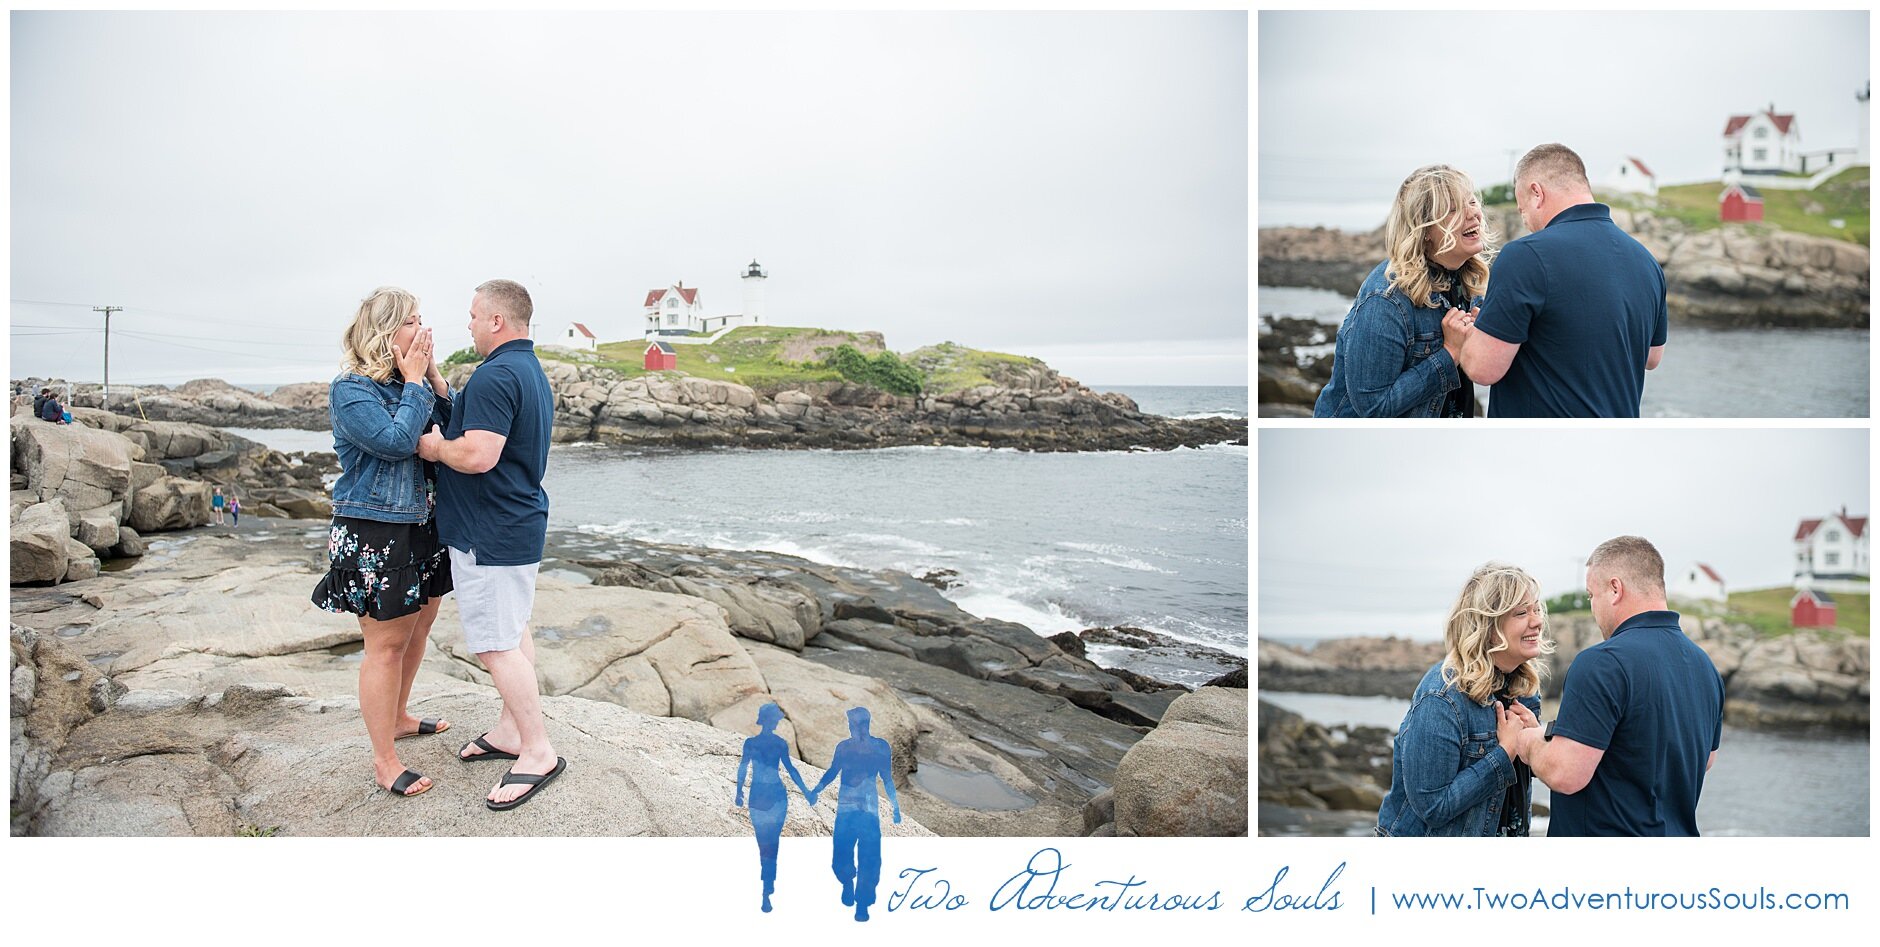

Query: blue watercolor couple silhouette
left=735, top=703, right=901, bottom=920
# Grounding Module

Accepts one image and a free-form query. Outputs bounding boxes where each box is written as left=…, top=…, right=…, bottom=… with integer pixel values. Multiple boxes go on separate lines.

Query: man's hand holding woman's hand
left=417, top=424, right=443, bottom=462
left=1442, top=306, right=1479, bottom=362
left=1495, top=699, right=1540, bottom=762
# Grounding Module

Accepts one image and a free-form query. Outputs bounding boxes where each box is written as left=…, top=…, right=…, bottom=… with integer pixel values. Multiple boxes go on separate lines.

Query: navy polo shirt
left=435, top=339, right=554, bottom=566
left=1473, top=203, right=1668, bottom=417
left=1547, top=610, right=1724, bottom=836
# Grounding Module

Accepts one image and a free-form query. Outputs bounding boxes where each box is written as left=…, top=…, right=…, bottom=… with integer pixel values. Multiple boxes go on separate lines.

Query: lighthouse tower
left=741, top=259, right=767, bottom=326
left=1859, top=82, right=1870, bottom=165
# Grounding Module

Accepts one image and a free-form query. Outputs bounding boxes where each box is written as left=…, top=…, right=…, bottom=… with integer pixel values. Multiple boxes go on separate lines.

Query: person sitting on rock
left=32, top=387, right=49, bottom=418
left=38, top=393, right=67, bottom=424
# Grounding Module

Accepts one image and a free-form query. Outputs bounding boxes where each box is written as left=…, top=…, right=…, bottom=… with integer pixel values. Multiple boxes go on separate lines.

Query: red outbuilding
left=1790, top=588, right=1837, bottom=628
left=1720, top=183, right=1765, bottom=222
left=644, top=340, right=677, bottom=371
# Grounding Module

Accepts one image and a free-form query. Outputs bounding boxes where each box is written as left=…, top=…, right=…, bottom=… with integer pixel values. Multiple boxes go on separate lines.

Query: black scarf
left=1496, top=689, right=1534, bottom=837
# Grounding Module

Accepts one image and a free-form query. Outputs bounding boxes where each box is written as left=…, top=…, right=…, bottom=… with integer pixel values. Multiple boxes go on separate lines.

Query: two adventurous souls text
left=886, top=848, right=1344, bottom=914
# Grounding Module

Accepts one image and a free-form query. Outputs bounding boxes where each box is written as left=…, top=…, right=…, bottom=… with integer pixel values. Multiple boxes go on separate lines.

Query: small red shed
left=1720, top=183, right=1764, bottom=222
left=644, top=340, right=677, bottom=371
left=1790, top=588, right=1837, bottom=628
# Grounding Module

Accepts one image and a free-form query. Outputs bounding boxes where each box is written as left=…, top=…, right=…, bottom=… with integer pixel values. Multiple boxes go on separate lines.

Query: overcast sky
left=9, top=11, right=1247, bottom=388
left=1260, top=10, right=1870, bottom=230
left=1260, top=429, right=1871, bottom=642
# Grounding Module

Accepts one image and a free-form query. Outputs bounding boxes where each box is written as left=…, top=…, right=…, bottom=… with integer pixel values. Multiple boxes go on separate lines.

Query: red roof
left=1697, top=563, right=1723, bottom=584
left=1628, top=157, right=1655, bottom=178
left=643, top=285, right=700, bottom=307
left=570, top=322, right=594, bottom=339
left=1723, top=110, right=1797, bottom=137
left=1796, top=513, right=1866, bottom=541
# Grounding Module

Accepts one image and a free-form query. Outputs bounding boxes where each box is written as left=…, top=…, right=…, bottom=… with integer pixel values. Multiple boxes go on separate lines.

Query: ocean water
left=1263, top=691, right=1870, bottom=837
left=1098, top=385, right=1249, bottom=420
left=228, top=388, right=1250, bottom=686
left=545, top=441, right=1248, bottom=685
left=1261, top=285, right=1870, bottom=417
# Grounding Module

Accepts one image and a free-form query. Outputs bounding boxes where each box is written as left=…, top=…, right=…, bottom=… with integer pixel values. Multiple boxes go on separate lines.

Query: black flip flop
left=459, top=733, right=520, bottom=762
left=397, top=718, right=450, bottom=740
left=487, top=758, right=567, bottom=811
left=385, top=769, right=432, bottom=798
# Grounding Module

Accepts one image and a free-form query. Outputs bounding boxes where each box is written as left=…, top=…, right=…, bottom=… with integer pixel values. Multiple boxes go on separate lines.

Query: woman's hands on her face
left=1442, top=306, right=1478, bottom=361
left=394, top=327, right=432, bottom=383
left=1495, top=700, right=1540, bottom=760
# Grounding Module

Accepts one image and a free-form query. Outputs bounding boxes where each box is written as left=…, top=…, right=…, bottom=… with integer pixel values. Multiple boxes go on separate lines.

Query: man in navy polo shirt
left=1516, top=536, right=1724, bottom=835
left=1459, top=143, right=1668, bottom=417
left=419, top=279, right=565, bottom=810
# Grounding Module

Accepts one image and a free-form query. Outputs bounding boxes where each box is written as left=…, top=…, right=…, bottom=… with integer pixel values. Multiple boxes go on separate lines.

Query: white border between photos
left=1250, top=0, right=1878, bottom=942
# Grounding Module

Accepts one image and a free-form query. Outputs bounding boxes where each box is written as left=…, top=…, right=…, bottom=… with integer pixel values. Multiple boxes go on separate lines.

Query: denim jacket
left=1375, top=662, right=1541, bottom=837
left=329, top=373, right=452, bottom=523
left=1313, top=261, right=1478, bottom=418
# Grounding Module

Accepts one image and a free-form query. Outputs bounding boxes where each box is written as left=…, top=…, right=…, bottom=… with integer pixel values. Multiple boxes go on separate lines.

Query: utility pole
left=93, top=306, right=122, bottom=410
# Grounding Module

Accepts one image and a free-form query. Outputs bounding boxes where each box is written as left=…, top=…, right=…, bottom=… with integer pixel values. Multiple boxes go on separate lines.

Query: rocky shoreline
left=11, top=520, right=1246, bottom=837
left=1257, top=618, right=1870, bottom=828
left=1260, top=204, right=1871, bottom=328
left=11, top=378, right=1248, bottom=836
left=23, top=358, right=1247, bottom=453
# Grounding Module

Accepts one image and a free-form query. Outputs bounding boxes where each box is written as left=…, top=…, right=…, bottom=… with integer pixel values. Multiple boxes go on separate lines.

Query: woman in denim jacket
left=1314, top=165, right=1491, bottom=418
left=311, top=287, right=456, bottom=798
left=1376, top=563, right=1552, bottom=836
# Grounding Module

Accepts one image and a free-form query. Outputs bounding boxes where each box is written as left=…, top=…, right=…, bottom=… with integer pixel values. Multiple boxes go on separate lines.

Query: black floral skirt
left=311, top=516, right=453, bottom=621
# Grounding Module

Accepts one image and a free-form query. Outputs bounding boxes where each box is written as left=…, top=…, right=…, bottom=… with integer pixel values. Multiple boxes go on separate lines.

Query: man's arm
left=809, top=747, right=844, bottom=797
left=1462, top=240, right=1543, bottom=386
left=1646, top=344, right=1665, bottom=370
left=1706, top=749, right=1716, bottom=772
left=1458, top=331, right=1521, bottom=385
left=418, top=426, right=506, bottom=474
left=1515, top=727, right=1605, bottom=795
left=878, top=744, right=901, bottom=823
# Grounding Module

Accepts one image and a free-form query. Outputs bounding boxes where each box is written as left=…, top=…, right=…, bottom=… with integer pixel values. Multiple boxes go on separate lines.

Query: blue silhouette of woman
left=735, top=703, right=812, bottom=913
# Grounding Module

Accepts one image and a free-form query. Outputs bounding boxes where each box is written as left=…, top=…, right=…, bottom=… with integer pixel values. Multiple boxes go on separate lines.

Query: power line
left=10, top=297, right=334, bottom=336
left=112, top=330, right=302, bottom=361
left=12, top=323, right=321, bottom=348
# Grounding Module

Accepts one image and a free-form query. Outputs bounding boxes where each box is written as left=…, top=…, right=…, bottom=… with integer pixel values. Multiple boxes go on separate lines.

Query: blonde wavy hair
left=1440, top=562, right=1553, bottom=704
left=1384, top=165, right=1493, bottom=309
left=340, top=286, right=419, bottom=384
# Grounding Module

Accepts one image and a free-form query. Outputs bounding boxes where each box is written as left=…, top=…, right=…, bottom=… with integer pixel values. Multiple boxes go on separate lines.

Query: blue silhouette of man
left=808, top=706, right=901, bottom=922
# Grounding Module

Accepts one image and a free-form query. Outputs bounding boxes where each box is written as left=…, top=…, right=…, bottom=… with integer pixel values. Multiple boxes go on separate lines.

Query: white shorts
left=448, top=546, right=539, bottom=654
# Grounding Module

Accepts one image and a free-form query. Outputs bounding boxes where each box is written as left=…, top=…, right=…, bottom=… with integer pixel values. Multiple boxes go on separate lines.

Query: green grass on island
left=1726, top=585, right=1868, bottom=638
left=1545, top=585, right=1868, bottom=638
left=900, top=341, right=1048, bottom=393
left=1486, top=166, right=1870, bottom=247
left=1601, top=166, right=1870, bottom=247
left=590, top=326, right=854, bottom=388
left=496, top=326, right=1055, bottom=396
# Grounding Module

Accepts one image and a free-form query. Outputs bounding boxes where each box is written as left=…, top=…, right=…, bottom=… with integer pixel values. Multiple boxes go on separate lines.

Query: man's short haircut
left=1587, top=535, right=1666, bottom=595
left=475, top=279, right=534, bottom=326
left=1515, top=143, right=1591, bottom=193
